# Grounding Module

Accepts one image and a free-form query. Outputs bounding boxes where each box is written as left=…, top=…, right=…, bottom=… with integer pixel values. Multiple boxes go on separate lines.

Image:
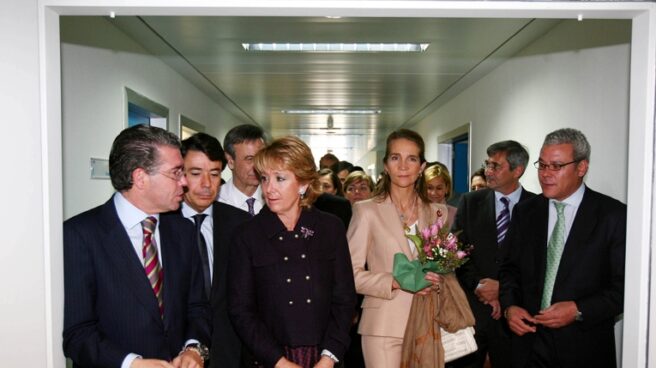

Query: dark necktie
left=246, top=197, right=256, bottom=216
left=193, top=214, right=212, bottom=300
left=141, top=216, right=164, bottom=317
left=496, top=197, right=510, bottom=244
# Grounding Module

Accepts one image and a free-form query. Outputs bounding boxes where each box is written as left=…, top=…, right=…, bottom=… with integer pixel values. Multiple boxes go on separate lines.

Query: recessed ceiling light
left=242, top=43, right=429, bottom=53
left=282, top=109, right=381, bottom=115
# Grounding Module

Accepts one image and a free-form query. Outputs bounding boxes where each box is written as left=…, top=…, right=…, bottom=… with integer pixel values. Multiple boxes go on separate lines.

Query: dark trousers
left=525, top=328, right=561, bottom=368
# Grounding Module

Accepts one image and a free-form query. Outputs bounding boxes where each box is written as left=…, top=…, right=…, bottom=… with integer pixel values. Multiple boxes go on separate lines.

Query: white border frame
left=39, top=2, right=656, bottom=367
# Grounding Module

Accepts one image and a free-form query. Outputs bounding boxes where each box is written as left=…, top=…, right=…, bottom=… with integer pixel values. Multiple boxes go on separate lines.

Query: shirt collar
left=222, top=178, right=263, bottom=203
left=181, top=201, right=213, bottom=219
left=550, top=183, right=586, bottom=208
left=494, top=185, right=523, bottom=204
left=113, top=192, right=159, bottom=230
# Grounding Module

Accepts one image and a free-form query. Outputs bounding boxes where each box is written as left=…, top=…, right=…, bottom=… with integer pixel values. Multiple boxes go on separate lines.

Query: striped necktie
left=141, top=216, right=164, bottom=317
left=246, top=197, right=256, bottom=216
left=496, top=196, right=510, bottom=244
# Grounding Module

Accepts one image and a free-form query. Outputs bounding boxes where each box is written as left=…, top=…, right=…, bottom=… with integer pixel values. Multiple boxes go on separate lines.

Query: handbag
left=440, top=326, right=478, bottom=363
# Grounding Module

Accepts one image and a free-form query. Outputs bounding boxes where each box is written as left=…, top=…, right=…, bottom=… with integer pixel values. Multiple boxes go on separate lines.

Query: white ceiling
left=111, top=15, right=559, bottom=163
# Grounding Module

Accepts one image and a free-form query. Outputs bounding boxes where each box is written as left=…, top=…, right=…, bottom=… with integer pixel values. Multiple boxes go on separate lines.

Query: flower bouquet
left=393, top=217, right=478, bottom=368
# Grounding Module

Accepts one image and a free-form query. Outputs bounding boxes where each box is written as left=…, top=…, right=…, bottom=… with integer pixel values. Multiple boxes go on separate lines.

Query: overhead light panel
left=282, top=108, right=381, bottom=115
left=242, top=43, right=429, bottom=53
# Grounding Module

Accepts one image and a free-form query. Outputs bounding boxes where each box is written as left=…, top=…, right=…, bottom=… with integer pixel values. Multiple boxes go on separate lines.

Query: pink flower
left=456, top=250, right=467, bottom=259
left=421, top=227, right=431, bottom=240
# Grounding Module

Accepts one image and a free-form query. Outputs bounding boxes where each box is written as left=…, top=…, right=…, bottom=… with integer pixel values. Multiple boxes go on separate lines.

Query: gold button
left=286, top=278, right=291, bottom=283
left=306, top=299, right=311, bottom=304
left=305, top=275, right=310, bottom=280
left=301, top=254, right=306, bottom=259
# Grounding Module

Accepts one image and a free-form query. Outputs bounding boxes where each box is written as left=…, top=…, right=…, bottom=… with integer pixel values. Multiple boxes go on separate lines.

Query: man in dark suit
left=499, top=128, right=626, bottom=368
left=452, top=140, right=535, bottom=368
left=63, top=125, right=211, bottom=368
left=178, top=133, right=251, bottom=368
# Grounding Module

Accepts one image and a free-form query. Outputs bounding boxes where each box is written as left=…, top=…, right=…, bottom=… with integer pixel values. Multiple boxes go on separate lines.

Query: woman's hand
left=313, top=356, right=335, bottom=368
left=415, top=272, right=444, bottom=296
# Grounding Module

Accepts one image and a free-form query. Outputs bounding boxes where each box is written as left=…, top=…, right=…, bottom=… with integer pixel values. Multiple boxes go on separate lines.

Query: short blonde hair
left=254, top=136, right=321, bottom=208
left=343, top=171, right=374, bottom=193
left=423, top=164, right=453, bottom=200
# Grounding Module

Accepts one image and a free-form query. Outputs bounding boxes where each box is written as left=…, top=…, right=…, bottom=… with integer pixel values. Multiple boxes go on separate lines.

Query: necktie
left=496, top=197, right=510, bottom=244
left=246, top=197, right=256, bottom=216
left=541, top=202, right=566, bottom=310
left=141, top=216, right=164, bottom=317
left=193, top=214, right=212, bottom=300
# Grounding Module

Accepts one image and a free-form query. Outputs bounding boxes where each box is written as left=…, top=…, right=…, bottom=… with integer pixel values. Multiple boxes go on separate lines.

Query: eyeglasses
left=158, top=168, right=184, bottom=181
left=533, top=160, right=581, bottom=171
left=482, top=160, right=504, bottom=172
left=346, top=185, right=371, bottom=193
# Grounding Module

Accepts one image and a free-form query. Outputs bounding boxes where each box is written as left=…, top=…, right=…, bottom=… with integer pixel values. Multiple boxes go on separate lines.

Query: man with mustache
left=63, top=125, right=210, bottom=368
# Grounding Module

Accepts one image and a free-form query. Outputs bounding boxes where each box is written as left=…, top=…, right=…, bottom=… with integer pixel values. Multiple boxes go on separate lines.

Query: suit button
left=284, top=256, right=289, bottom=261
left=306, top=299, right=312, bottom=304
left=286, top=278, right=292, bottom=283
left=305, top=275, right=310, bottom=280
left=294, top=234, right=299, bottom=239
left=279, top=236, right=283, bottom=241
left=301, top=254, right=306, bottom=259
left=289, top=300, right=294, bottom=305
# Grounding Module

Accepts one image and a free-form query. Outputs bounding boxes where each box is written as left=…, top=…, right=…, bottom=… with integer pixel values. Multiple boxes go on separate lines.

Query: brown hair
left=374, top=129, right=430, bottom=203
left=254, top=136, right=321, bottom=208
left=343, top=171, right=375, bottom=193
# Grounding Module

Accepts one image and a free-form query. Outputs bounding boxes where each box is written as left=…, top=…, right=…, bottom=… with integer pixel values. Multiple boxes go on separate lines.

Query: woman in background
left=343, top=171, right=374, bottom=205
left=229, top=136, right=356, bottom=368
left=318, top=168, right=343, bottom=197
left=423, top=163, right=457, bottom=229
left=347, top=129, right=447, bottom=368
left=470, top=167, right=487, bottom=191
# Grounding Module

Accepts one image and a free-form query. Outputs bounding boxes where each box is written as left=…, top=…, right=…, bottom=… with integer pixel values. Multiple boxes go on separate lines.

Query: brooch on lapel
left=300, top=226, right=315, bottom=239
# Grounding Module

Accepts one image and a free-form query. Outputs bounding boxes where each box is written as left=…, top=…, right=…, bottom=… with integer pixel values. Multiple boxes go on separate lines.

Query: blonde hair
left=343, top=171, right=374, bottom=193
left=254, top=136, right=321, bottom=208
left=423, top=164, right=453, bottom=200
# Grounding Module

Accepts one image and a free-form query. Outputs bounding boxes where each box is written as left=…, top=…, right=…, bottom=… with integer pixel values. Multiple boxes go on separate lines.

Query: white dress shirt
left=218, top=177, right=264, bottom=214
left=181, top=201, right=214, bottom=280
left=547, top=183, right=585, bottom=243
left=494, top=186, right=524, bottom=220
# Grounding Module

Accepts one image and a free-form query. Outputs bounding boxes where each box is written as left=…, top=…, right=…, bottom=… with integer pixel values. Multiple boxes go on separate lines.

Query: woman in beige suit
left=347, top=129, right=448, bottom=368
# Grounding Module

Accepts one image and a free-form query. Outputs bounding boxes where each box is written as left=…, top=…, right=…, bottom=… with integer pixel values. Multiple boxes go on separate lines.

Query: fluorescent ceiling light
left=242, top=43, right=429, bottom=53
left=282, top=109, right=381, bottom=115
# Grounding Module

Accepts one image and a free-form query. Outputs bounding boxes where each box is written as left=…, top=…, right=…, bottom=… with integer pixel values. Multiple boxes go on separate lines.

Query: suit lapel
left=378, top=197, right=415, bottom=259
left=554, top=188, right=597, bottom=287
left=533, top=196, right=550, bottom=295
left=99, top=201, right=163, bottom=324
left=483, top=190, right=498, bottom=239
left=159, top=217, right=181, bottom=328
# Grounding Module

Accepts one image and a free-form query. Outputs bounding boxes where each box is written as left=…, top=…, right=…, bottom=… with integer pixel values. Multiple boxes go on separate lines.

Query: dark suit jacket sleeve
left=227, top=226, right=285, bottom=367
left=63, top=219, right=129, bottom=367
left=453, top=194, right=482, bottom=292
left=498, top=204, right=524, bottom=311
left=320, top=219, right=356, bottom=360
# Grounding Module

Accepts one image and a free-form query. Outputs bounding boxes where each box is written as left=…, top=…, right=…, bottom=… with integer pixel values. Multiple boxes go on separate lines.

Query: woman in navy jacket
left=228, top=136, right=356, bottom=368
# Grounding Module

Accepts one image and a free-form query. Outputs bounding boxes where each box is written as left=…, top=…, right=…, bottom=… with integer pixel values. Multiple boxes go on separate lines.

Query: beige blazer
left=347, top=196, right=447, bottom=338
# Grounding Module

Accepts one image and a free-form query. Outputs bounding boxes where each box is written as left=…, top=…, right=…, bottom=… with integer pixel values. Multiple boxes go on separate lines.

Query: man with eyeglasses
left=63, top=125, right=211, bottom=368
left=499, top=128, right=626, bottom=368
left=451, top=140, right=535, bottom=368
left=175, top=133, right=251, bottom=368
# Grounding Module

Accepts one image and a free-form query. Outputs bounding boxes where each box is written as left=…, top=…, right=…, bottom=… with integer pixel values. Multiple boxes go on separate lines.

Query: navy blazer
left=63, top=198, right=211, bottom=368
left=499, top=187, right=626, bottom=368
left=454, top=187, right=535, bottom=329
left=228, top=206, right=356, bottom=368
left=207, top=202, right=251, bottom=368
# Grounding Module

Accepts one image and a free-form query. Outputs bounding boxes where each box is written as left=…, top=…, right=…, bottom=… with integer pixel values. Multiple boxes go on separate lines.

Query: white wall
left=0, top=0, right=48, bottom=366
left=413, top=19, right=631, bottom=202
left=60, top=16, right=245, bottom=219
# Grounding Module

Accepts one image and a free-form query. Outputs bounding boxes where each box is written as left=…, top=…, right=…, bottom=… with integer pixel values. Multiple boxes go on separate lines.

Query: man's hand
left=534, top=301, right=578, bottom=328
left=505, top=305, right=537, bottom=336
left=488, top=299, right=502, bottom=320
left=171, top=350, right=203, bottom=368
left=131, top=359, right=175, bottom=368
left=313, top=356, right=336, bottom=368
left=474, top=278, right=499, bottom=303
left=274, top=357, right=302, bottom=368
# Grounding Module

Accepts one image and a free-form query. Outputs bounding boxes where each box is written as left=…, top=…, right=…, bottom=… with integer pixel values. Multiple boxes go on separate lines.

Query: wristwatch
left=181, top=343, right=210, bottom=364
left=575, top=309, right=584, bottom=322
